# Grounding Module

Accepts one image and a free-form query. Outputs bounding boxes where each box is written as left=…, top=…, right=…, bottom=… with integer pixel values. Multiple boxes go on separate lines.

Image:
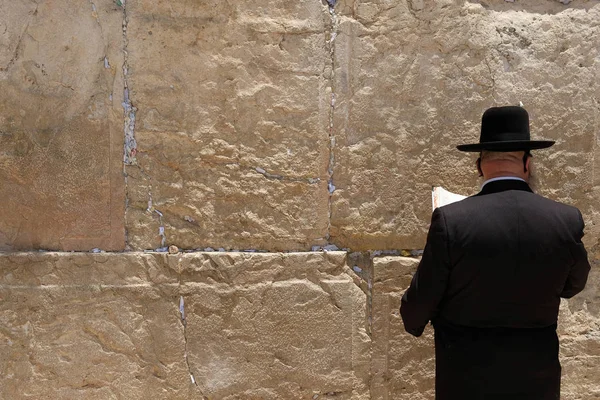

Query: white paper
left=432, top=187, right=467, bottom=210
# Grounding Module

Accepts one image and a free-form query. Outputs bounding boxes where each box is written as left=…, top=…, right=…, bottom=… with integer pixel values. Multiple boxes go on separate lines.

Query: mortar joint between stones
left=325, top=0, right=339, bottom=244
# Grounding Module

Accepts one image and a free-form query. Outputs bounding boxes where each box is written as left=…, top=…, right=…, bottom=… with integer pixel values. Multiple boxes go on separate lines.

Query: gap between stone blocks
left=325, top=0, right=338, bottom=243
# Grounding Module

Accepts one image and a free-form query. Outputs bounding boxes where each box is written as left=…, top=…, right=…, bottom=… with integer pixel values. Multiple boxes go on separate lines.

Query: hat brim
left=456, top=140, right=555, bottom=152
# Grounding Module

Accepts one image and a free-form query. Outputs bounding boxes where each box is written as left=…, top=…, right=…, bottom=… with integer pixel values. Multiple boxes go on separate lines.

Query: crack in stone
left=179, top=295, right=209, bottom=399
left=154, top=209, right=167, bottom=251
left=121, top=0, right=140, bottom=250
left=88, top=0, right=107, bottom=48
left=484, top=56, right=498, bottom=102
left=325, top=0, right=339, bottom=243
left=121, top=2, right=137, bottom=166
left=348, top=252, right=374, bottom=338
left=253, top=167, right=321, bottom=184
left=0, top=3, right=38, bottom=73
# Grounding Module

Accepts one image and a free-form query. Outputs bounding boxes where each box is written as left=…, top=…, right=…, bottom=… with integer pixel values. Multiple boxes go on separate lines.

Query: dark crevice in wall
left=119, top=0, right=145, bottom=251
left=5, top=248, right=424, bottom=256
left=325, top=0, right=339, bottom=244
left=120, top=2, right=137, bottom=167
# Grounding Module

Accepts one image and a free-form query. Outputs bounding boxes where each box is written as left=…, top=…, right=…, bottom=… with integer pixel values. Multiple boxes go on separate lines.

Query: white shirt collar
left=481, top=176, right=526, bottom=189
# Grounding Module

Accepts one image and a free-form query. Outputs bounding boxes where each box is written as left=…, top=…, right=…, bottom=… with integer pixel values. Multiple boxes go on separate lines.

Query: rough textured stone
left=0, top=249, right=597, bottom=400
left=124, top=0, right=332, bottom=251
left=331, top=1, right=600, bottom=251
left=371, top=256, right=434, bottom=400
left=0, top=253, right=191, bottom=399
left=0, top=0, right=125, bottom=251
left=558, top=264, right=600, bottom=400
left=0, top=0, right=599, bottom=398
left=179, top=251, right=370, bottom=399
left=0, top=251, right=370, bottom=399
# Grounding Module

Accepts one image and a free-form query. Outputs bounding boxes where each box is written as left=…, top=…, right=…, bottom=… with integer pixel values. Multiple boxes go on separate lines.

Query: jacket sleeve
left=400, top=207, right=452, bottom=337
left=561, top=209, right=591, bottom=298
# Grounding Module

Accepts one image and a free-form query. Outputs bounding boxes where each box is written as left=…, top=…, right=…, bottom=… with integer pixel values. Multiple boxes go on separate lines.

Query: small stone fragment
left=179, top=296, right=185, bottom=321
left=328, top=182, right=336, bottom=194
left=168, top=245, right=179, bottom=254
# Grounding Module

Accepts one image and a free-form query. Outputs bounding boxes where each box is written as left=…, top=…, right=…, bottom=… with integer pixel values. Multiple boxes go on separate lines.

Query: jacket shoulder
left=438, top=190, right=583, bottom=227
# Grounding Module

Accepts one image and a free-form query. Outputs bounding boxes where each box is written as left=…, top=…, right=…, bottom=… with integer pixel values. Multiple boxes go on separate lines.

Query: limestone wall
left=0, top=0, right=599, bottom=399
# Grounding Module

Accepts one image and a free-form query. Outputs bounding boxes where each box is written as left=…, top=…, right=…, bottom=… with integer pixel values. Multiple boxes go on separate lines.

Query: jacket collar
left=476, top=178, right=533, bottom=196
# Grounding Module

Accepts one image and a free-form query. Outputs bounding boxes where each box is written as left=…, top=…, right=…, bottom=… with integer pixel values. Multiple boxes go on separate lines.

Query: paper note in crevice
left=432, top=187, right=467, bottom=210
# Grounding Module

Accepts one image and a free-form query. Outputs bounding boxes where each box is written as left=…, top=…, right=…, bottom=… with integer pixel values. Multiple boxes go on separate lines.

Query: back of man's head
left=478, top=150, right=532, bottom=181
left=481, top=151, right=524, bottom=163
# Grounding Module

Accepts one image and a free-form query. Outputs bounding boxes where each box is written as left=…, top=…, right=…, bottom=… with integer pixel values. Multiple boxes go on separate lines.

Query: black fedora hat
left=457, top=106, right=555, bottom=152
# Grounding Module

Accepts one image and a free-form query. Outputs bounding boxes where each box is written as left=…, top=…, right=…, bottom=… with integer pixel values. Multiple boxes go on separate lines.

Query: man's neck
left=481, top=176, right=526, bottom=189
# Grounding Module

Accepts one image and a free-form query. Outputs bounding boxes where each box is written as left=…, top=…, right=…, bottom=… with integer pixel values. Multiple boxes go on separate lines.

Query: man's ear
left=476, top=157, right=483, bottom=177
left=523, top=152, right=532, bottom=173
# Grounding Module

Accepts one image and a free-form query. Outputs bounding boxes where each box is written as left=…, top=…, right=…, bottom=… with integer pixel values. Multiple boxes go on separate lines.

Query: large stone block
left=0, top=253, right=191, bottom=399
left=179, top=251, right=370, bottom=399
left=0, top=0, right=125, bottom=250
left=124, top=0, right=333, bottom=250
left=371, top=256, right=434, bottom=400
left=0, top=251, right=370, bottom=399
left=331, top=1, right=600, bottom=250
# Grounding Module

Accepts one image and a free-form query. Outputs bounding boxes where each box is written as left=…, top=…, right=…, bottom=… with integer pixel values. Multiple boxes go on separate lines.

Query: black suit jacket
left=401, top=179, right=590, bottom=337
left=400, top=179, right=591, bottom=399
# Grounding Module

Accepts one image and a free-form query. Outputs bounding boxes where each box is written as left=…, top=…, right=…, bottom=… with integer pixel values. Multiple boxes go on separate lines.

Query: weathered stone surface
left=179, top=251, right=370, bottom=399
left=0, top=253, right=191, bottom=399
left=331, top=1, right=600, bottom=251
left=558, top=264, right=600, bottom=400
left=0, top=0, right=125, bottom=251
left=0, top=251, right=370, bottom=399
left=371, top=256, right=434, bottom=400
left=0, top=0, right=599, bottom=398
left=124, top=0, right=332, bottom=251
